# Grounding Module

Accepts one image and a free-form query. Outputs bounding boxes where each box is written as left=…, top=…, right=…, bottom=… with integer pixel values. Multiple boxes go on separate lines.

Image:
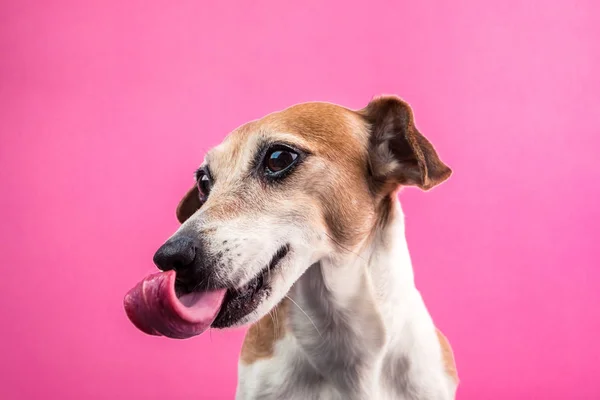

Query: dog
left=124, top=95, right=458, bottom=399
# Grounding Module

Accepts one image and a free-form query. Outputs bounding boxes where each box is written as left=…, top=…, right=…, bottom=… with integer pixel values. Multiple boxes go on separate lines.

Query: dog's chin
left=215, top=290, right=285, bottom=328
left=210, top=244, right=290, bottom=328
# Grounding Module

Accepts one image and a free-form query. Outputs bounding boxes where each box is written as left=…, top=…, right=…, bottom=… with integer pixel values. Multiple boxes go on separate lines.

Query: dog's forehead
left=206, top=102, right=369, bottom=174
left=261, top=102, right=368, bottom=151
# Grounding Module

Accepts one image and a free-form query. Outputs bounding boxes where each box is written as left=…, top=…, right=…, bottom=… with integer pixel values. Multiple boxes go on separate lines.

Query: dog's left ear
left=360, top=96, right=452, bottom=193
left=176, top=186, right=201, bottom=224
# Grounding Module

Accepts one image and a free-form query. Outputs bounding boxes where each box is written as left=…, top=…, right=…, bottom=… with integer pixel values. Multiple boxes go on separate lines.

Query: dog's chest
left=236, top=334, right=408, bottom=400
left=237, top=334, right=324, bottom=399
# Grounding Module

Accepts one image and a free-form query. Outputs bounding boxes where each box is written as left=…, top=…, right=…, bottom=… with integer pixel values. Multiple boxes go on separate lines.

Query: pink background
left=1, top=1, right=599, bottom=399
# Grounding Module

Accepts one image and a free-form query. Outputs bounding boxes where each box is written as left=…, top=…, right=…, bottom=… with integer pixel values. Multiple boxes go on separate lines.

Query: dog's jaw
left=211, top=235, right=328, bottom=329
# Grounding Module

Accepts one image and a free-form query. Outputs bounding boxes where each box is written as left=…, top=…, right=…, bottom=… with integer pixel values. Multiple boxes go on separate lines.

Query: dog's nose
left=153, top=236, right=197, bottom=271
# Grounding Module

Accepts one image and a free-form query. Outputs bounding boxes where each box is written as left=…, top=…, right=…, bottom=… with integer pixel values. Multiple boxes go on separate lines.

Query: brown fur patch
left=240, top=298, right=289, bottom=364
left=262, top=103, right=377, bottom=248
left=263, top=103, right=368, bottom=158
left=436, top=328, right=459, bottom=384
left=176, top=186, right=201, bottom=223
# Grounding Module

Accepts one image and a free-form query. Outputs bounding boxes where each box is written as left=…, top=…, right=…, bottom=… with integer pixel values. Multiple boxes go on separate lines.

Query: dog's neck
left=287, top=196, right=418, bottom=398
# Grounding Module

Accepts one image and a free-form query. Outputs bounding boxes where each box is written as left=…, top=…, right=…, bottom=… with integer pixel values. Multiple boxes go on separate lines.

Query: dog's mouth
left=211, top=243, right=289, bottom=328
left=123, top=244, right=290, bottom=339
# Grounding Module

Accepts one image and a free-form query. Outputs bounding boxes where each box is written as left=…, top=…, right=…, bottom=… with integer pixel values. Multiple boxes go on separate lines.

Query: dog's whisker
left=268, top=310, right=277, bottom=340
left=273, top=304, right=282, bottom=336
left=285, top=295, right=323, bottom=338
left=194, top=280, right=206, bottom=292
left=256, top=314, right=262, bottom=341
left=321, top=230, right=367, bottom=262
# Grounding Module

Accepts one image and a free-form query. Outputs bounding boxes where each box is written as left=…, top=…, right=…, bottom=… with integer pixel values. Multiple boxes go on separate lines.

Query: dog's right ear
left=360, top=96, right=452, bottom=195
left=176, top=186, right=201, bottom=224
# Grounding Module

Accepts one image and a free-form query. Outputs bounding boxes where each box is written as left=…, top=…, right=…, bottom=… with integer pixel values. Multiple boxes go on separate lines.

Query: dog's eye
left=265, top=146, right=299, bottom=176
left=196, top=171, right=212, bottom=200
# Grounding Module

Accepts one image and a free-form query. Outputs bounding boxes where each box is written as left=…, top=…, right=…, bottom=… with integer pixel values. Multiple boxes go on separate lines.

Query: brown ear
left=360, top=96, right=452, bottom=192
left=176, top=186, right=201, bottom=224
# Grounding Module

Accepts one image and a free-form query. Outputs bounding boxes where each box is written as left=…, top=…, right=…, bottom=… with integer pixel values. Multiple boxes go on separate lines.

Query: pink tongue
left=123, top=271, right=226, bottom=339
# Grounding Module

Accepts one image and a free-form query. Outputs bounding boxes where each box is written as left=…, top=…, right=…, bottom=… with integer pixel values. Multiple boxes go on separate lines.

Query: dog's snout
left=153, top=236, right=197, bottom=271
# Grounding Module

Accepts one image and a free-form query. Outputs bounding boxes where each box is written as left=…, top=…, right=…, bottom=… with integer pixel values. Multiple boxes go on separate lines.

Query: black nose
left=153, top=236, right=197, bottom=271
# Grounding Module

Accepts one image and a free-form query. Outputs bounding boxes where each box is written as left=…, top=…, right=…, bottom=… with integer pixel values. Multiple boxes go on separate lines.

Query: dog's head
left=151, top=96, right=451, bottom=330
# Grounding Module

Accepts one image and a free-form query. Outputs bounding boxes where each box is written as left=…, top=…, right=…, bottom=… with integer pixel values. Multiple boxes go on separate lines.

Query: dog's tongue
left=123, top=271, right=226, bottom=339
